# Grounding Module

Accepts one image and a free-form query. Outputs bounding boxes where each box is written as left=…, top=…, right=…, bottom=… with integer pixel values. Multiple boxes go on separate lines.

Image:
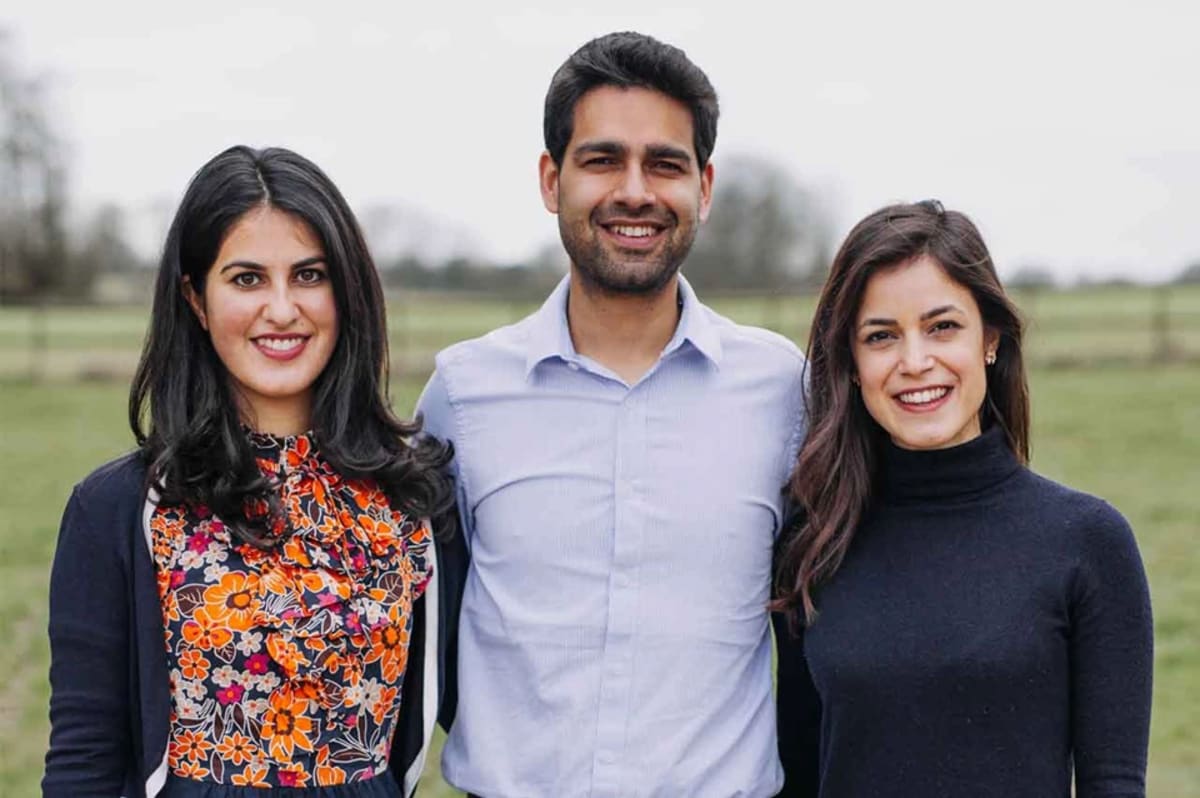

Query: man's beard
left=559, top=210, right=697, bottom=296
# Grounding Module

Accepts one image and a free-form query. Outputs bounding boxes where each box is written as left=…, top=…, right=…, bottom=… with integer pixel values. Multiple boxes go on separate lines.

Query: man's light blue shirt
left=417, top=275, right=807, bottom=798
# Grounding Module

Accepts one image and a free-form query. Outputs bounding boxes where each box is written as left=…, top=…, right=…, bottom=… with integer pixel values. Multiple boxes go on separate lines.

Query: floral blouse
left=150, top=431, right=432, bottom=787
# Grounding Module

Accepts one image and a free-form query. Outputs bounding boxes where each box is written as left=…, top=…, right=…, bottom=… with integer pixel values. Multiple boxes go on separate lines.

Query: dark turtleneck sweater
left=773, top=427, right=1153, bottom=798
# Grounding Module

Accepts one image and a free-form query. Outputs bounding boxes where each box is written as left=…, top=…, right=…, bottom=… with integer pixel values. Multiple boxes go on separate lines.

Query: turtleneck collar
left=878, top=425, right=1021, bottom=503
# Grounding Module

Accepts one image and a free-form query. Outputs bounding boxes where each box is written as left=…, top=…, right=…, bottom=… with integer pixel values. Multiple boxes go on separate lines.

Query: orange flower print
left=286, top=435, right=312, bottom=469
left=178, top=649, right=210, bottom=681
left=317, top=514, right=344, bottom=541
left=181, top=606, right=234, bottom=651
left=367, top=622, right=410, bottom=683
left=171, top=729, right=214, bottom=764
left=282, top=534, right=314, bottom=568
left=409, top=519, right=432, bottom=548
left=357, top=514, right=398, bottom=555
left=231, top=764, right=271, bottom=786
left=267, top=635, right=311, bottom=677
left=202, top=571, right=260, bottom=631
left=215, top=732, right=258, bottom=766
left=370, top=685, right=398, bottom=726
left=151, top=434, right=430, bottom=787
left=175, top=759, right=211, bottom=779
left=299, top=570, right=329, bottom=594
left=348, top=481, right=382, bottom=510
left=261, top=689, right=315, bottom=761
left=236, top=541, right=268, bottom=567
left=260, top=563, right=294, bottom=597
left=309, top=474, right=329, bottom=507
left=315, top=744, right=348, bottom=785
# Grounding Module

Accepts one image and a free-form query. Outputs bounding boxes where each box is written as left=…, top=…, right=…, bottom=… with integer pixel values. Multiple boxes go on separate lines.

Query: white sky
left=4, top=0, right=1198, bottom=282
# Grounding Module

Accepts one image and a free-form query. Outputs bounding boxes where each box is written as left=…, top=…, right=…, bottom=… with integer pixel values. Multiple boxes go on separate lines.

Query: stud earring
left=985, top=350, right=997, bottom=366
left=851, top=374, right=861, bottom=385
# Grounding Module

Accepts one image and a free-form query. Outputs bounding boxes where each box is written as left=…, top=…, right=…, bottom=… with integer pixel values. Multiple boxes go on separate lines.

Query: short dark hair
left=775, top=200, right=1030, bottom=624
left=543, top=31, right=719, bottom=168
left=130, top=145, right=453, bottom=547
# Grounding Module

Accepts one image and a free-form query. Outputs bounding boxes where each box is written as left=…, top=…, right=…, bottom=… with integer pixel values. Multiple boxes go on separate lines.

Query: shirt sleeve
left=416, top=367, right=473, bottom=546
left=783, top=362, right=810, bottom=483
left=772, top=610, right=822, bottom=798
left=43, top=486, right=133, bottom=796
left=1069, top=504, right=1153, bottom=798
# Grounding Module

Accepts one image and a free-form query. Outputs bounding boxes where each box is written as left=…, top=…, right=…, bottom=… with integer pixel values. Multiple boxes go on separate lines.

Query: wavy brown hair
left=774, top=200, right=1030, bottom=624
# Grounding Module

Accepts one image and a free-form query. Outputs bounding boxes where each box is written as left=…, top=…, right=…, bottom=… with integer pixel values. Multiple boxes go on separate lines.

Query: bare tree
left=0, top=29, right=73, bottom=302
left=1175, top=260, right=1200, bottom=285
left=1006, top=264, right=1057, bottom=290
left=685, top=154, right=832, bottom=293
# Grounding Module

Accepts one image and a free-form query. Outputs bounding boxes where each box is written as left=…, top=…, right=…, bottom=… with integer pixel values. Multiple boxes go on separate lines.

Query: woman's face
left=851, top=255, right=997, bottom=451
left=184, top=206, right=338, bottom=435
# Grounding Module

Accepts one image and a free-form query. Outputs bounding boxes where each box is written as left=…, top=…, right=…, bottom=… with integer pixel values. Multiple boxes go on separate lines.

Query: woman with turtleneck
left=773, top=202, right=1152, bottom=797
left=43, top=147, right=464, bottom=798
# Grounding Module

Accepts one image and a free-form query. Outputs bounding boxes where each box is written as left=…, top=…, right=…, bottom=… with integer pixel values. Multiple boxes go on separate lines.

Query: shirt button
left=598, top=751, right=615, bottom=764
left=567, top=361, right=581, bottom=371
left=614, top=574, right=631, bottom=588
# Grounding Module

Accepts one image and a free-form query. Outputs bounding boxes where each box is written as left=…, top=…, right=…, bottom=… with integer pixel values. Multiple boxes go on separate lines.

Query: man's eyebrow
left=645, top=144, right=692, bottom=164
left=573, top=140, right=627, bottom=158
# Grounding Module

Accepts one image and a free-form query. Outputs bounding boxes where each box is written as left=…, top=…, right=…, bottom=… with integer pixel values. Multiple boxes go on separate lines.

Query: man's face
left=539, top=85, right=713, bottom=295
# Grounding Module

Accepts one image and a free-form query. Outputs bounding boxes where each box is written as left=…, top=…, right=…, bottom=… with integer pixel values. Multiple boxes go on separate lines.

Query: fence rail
left=2, top=284, right=1199, bottom=383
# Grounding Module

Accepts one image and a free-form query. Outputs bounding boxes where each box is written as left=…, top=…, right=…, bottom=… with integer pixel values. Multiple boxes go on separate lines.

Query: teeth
left=898, top=387, right=949, bottom=405
left=612, top=225, right=656, bottom=238
left=256, top=337, right=304, bottom=351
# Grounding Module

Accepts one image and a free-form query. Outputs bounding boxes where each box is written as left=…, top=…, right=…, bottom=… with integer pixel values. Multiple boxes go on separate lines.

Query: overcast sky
left=4, top=0, right=1198, bottom=282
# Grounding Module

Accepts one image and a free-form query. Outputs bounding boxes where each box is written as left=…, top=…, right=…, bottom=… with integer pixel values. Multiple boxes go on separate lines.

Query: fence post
left=392, top=294, right=409, bottom=380
left=30, top=299, right=48, bottom=382
left=1151, top=285, right=1171, bottom=363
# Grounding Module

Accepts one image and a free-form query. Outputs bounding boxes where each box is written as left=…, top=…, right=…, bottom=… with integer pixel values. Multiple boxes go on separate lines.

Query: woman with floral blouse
left=43, top=146, right=464, bottom=798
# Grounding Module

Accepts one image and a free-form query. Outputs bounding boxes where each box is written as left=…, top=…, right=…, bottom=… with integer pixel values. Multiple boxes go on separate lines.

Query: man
left=418, top=31, right=806, bottom=797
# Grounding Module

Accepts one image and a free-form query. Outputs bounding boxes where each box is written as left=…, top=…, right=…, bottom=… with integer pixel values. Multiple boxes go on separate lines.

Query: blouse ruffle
left=151, top=430, right=432, bottom=786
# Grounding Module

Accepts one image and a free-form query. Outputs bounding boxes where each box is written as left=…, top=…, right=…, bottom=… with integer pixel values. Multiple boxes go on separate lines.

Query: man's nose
left=611, top=165, right=655, bottom=209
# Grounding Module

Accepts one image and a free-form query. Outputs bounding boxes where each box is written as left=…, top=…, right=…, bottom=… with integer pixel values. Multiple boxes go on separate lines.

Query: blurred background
left=1, top=1, right=1197, bottom=795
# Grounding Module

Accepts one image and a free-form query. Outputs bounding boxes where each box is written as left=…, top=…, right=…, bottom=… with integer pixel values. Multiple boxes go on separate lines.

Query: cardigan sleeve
left=415, top=366, right=471, bottom=731
left=43, top=484, right=134, bottom=796
left=1069, top=504, right=1154, bottom=798
left=772, top=610, right=821, bottom=798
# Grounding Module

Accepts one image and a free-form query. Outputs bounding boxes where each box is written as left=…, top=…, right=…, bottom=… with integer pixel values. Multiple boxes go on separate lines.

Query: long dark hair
left=130, top=145, right=453, bottom=547
left=774, top=200, right=1029, bottom=624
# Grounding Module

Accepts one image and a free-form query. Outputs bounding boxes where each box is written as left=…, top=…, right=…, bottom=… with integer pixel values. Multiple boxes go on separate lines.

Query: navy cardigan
left=42, top=452, right=467, bottom=797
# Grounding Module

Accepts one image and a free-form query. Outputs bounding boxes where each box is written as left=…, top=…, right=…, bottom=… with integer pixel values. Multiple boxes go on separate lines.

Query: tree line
left=3, top=28, right=1197, bottom=305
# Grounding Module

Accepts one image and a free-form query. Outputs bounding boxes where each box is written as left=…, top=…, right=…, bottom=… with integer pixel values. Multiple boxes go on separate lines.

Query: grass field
left=2, top=283, right=1199, bottom=380
left=2, top=291, right=1198, bottom=795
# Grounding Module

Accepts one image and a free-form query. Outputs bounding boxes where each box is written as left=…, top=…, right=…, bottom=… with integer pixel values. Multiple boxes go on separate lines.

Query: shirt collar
left=524, top=273, right=723, bottom=377
left=524, top=275, right=578, bottom=376
left=669, top=274, right=723, bottom=366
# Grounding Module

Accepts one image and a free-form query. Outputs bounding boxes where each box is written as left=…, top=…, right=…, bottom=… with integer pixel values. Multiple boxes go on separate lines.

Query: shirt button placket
left=592, top=390, right=645, bottom=797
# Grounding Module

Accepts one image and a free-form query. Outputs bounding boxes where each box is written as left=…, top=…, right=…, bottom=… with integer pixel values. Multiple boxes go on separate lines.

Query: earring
left=985, top=350, right=997, bottom=366
left=851, top=374, right=860, bottom=385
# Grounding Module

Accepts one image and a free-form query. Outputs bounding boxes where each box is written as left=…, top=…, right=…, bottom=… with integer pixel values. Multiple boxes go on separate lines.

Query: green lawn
left=2, top=284, right=1199, bottom=380
left=2, top=332, right=1197, bottom=793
